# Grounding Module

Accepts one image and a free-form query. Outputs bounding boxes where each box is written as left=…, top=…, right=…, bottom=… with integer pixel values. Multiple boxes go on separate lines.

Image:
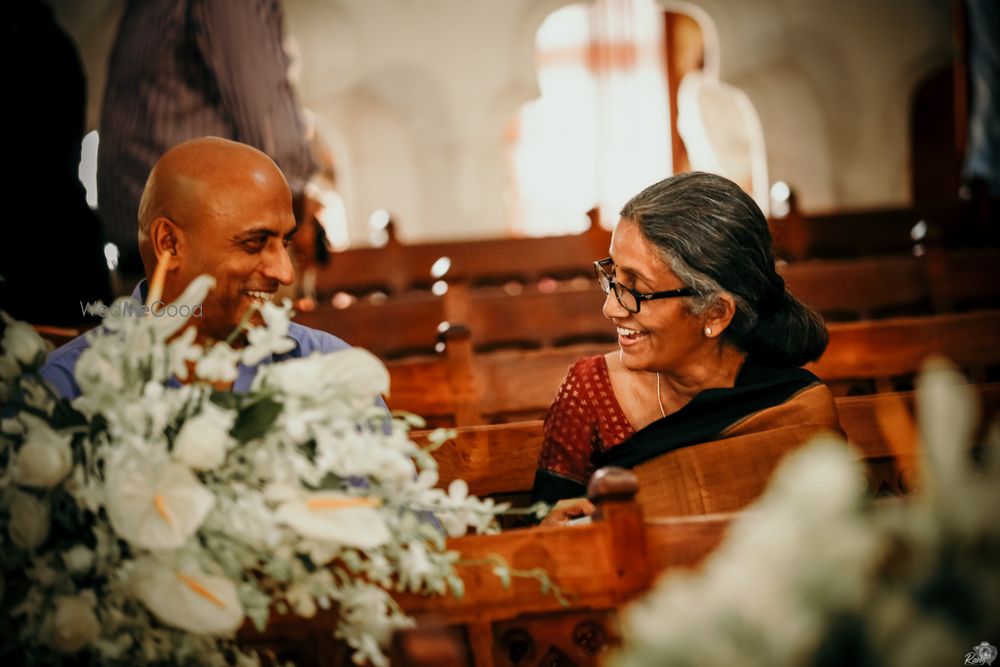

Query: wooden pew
left=33, top=324, right=85, bottom=348
left=807, top=309, right=1000, bottom=392
left=415, top=384, right=1000, bottom=502
left=244, top=385, right=1000, bottom=666
left=244, top=469, right=733, bottom=667
left=769, top=203, right=925, bottom=261
left=312, top=216, right=610, bottom=299
left=386, top=309, right=1000, bottom=425
left=393, top=513, right=734, bottom=667
left=310, top=198, right=990, bottom=304
left=292, top=295, right=447, bottom=359
left=301, top=248, right=1000, bottom=361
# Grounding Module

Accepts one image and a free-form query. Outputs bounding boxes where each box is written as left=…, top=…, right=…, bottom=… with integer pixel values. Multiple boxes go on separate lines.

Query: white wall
left=53, top=0, right=951, bottom=241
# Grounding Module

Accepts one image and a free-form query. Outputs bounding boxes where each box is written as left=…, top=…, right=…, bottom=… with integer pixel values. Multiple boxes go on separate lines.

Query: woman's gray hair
left=620, top=171, right=828, bottom=367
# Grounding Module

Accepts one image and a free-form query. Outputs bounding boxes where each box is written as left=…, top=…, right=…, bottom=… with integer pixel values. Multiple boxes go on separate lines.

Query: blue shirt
left=41, top=282, right=353, bottom=400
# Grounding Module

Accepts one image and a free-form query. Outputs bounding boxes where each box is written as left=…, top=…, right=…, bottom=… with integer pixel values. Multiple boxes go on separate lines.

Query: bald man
left=41, top=138, right=352, bottom=399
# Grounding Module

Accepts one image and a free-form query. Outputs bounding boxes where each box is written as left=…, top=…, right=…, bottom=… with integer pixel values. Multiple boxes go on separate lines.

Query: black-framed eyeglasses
left=593, top=257, right=696, bottom=313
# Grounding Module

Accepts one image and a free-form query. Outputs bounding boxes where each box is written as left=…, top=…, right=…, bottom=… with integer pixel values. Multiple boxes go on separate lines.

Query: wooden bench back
left=245, top=469, right=733, bottom=667
left=387, top=310, right=1000, bottom=425
left=312, top=216, right=610, bottom=298
left=301, top=248, right=1000, bottom=361
left=415, top=384, right=1000, bottom=502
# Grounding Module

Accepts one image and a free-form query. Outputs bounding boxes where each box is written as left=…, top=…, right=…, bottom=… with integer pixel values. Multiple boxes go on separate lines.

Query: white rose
left=62, top=545, right=95, bottom=573
left=49, top=593, right=101, bottom=653
left=173, top=402, right=236, bottom=471
left=16, top=415, right=74, bottom=488
left=8, top=490, right=49, bottom=551
left=253, top=348, right=388, bottom=403
left=0, top=354, right=18, bottom=381
left=2, top=320, right=47, bottom=367
left=130, top=558, right=244, bottom=636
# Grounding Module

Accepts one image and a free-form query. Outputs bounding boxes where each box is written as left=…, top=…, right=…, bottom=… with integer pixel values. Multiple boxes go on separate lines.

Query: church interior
left=0, top=0, right=998, bottom=665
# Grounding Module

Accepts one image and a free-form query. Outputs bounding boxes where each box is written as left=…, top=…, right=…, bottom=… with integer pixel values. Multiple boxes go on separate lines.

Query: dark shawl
left=531, top=360, right=822, bottom=506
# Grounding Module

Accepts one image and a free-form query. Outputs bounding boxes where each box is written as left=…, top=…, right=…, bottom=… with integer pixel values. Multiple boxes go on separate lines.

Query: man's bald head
left=137, top=137, right=292, bottom=274
left=135, top=137, right=298, bottom=342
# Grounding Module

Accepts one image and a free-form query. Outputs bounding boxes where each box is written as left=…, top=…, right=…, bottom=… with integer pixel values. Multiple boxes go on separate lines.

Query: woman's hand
left=540, top=497, right=596, bottom=526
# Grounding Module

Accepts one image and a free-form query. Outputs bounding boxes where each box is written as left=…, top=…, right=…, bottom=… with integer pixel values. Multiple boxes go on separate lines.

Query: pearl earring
left=705, top=326, right=713, bottom=336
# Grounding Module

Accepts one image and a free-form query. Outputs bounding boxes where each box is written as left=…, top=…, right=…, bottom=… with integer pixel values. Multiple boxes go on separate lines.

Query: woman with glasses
left=533, top=172, right=839, bottom=524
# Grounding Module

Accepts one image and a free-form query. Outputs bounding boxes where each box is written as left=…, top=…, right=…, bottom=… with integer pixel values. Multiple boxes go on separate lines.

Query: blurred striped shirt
left=97, top=0, right=317, bottom=273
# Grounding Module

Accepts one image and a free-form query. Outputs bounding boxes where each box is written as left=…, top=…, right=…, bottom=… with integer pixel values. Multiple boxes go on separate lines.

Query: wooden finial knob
left=587, top=466, right=638, bottom=501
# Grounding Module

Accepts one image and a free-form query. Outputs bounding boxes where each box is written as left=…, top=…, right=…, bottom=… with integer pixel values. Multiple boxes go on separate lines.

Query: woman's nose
left=602, top=289, right=627, bottom=319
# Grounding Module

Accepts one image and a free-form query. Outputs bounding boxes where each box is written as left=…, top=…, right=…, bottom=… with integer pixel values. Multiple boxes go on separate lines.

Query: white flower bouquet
left=609, top=361, right=1000, bottom=667
left=0, top=276, right=503, bottom=666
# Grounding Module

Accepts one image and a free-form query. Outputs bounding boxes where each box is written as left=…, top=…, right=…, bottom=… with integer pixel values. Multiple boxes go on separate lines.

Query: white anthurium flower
left=106, top=462, right=214, bottom=550
left=276, top=492, right=390, bottom=551
left=15, top=414, right=74, bottom=488
left=47, top=592, right=101, bottom=653
left=129, top=558, right=244, bottom=636
left=147, top=275, right=216, bottom=340
left=165, top=326, right=201, bottom=381
left=1, top=318, right=48, bottom=367
left=195, top=343, right=240, bottom=384
left=241, top=300, right=296, bottom=367
left=263, top=483, right=300, bottom=505
left=8, top=489, right=49, bottom=551
left=172, top=402, right=236, bottom=471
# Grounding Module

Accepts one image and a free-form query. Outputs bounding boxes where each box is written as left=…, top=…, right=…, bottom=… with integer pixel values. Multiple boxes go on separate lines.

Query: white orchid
left=241, top=299, right=296, bottom=366
left=195, top=342, right=240, bottom=384
left=166, top=326, right=201, bottom=381
left=148, top=275, right=216, bottom=340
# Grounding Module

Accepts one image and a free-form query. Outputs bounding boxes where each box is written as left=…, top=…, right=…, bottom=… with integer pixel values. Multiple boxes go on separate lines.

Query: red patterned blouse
left=536, top=355, right=635, bottom=488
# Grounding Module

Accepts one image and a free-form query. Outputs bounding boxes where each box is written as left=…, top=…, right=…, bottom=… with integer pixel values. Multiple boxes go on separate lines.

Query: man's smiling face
left=142, top=138, right=298, bottom=343
left=175, top=173, right=297, bottom=341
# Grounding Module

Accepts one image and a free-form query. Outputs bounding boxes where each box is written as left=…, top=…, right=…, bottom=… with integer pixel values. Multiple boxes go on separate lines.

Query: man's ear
left=150, top=217, right=183, bottom=268
left=704, top=292, right=737, bottom=338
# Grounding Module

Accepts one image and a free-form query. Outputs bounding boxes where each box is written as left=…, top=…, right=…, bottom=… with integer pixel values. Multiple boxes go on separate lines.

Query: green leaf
left=231, top=397, right=283, bottom=443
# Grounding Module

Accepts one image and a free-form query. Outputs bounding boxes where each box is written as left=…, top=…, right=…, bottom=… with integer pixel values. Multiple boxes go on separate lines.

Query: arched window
left=507, top=1, right=770, bottom=234
left=506, top=0, right=672, bottom=236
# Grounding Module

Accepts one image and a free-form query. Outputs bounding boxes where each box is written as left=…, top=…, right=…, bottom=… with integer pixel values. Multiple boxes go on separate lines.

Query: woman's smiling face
left=603, top=218, right=709, bottom=374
